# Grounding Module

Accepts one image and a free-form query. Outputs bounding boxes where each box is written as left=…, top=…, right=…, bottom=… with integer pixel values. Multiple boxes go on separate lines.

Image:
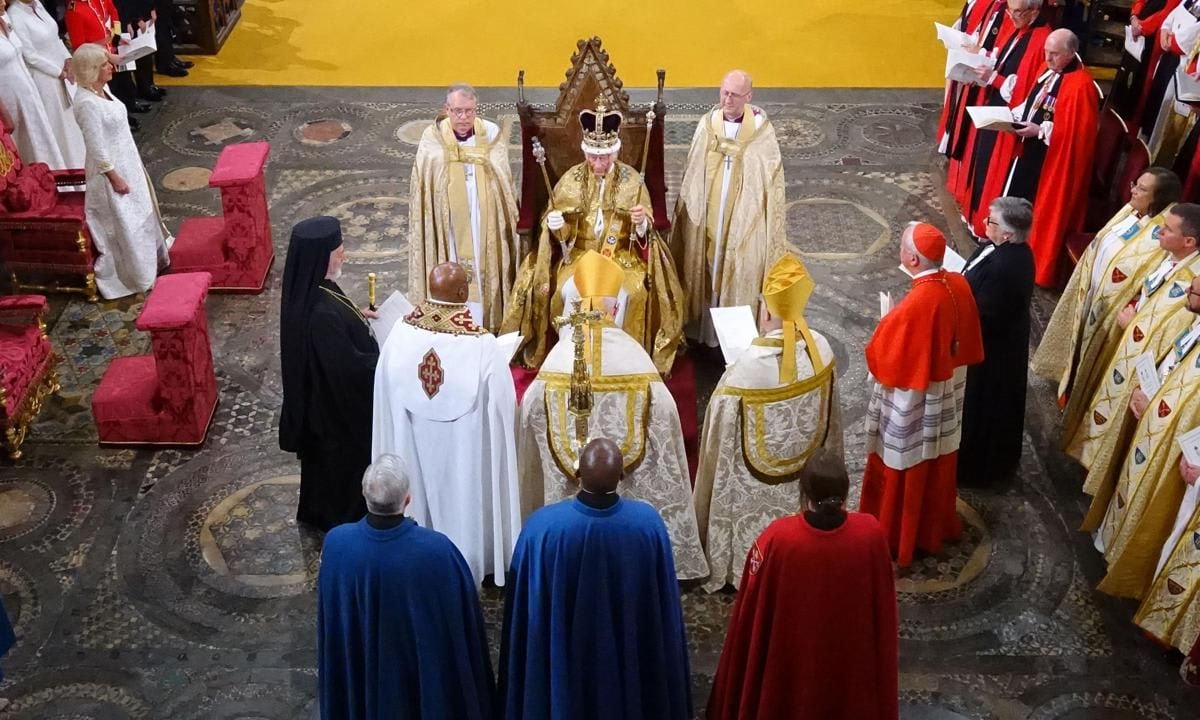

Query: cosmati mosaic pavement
left=1, top=85, right=1198, bottom=718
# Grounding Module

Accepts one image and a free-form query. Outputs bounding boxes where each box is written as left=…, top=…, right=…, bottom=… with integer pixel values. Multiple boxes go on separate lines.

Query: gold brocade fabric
left=1070, top=255, right=1200, bottom=493
left=1031, top=205, right=1169, bottom=401
left=691, top=333, right=845, bottom=592
left=403, top=300, right=487, bottom=336
left=500, top=161, right=685, bottom=374
left=1092, top=342, right=1200, bottom=599
left=408, top=119, right=520, bottom=332
left=669, top=107, right=787, bottom=334
left=1134, top=493, right=1200, bottom=655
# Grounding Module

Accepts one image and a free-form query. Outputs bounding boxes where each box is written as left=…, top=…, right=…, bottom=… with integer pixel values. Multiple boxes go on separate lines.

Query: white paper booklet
left=935, top=22, right=973, bottom=49
left=1124, top=25, right=1146, bottom=59
left=943, top=246, right=968, bottom=273
left=879, top=291, right=893, bottom=318
left=118, top=24, right=158, bottom=64
left=709, top=305, right=759, bottom=366
left=1178, top=425, right=1200, bottom=466
left=1133, top=351, right=1162, bottom=397
left=945, top=49, right=994, bottom=83
left=966, top=105, right=1017, bottom=130
left=369, top=291, right=413, bottom=347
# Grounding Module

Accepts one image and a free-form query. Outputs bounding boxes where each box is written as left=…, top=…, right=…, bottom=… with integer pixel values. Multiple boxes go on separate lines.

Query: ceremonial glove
left=547, top=210, right=565, bottom=231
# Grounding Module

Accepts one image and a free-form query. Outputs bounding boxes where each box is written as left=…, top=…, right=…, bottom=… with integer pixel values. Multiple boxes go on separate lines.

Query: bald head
left=428, top=262, right=469, bottom=303
left=576, top=438, right=623, bottom=494
left=1044, top=29, right=1078, bottom=71
left=719, top=69, right=753, bottom=121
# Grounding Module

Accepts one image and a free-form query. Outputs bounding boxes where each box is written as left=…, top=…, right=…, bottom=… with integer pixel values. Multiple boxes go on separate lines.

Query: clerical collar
left=576, top=489, right=620, bottom=509
left=453, top=129, right=475, bottom=142
left=909, top=267, right=941, bottom=281
left=723, top=113, right=744, bottom=124
left=366, top=512, right=406, bottom=530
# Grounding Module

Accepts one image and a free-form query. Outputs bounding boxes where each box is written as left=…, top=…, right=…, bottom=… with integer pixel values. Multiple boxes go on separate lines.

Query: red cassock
left=65, top=0, right=120, bottom=50
left=859, top=271, right=984, bottom=566
left=707, top=513, right=899, bottom=720
left=936, top=0, right=1006, bottom=144
left=959, top=19, right=1052, bottom=221
left=1024, top=68, right=1101, bottom=287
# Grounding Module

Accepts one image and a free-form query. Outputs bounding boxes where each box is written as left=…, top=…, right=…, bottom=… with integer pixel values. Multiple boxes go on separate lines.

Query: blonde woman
left=71, top=42, right=171, bottom=299
left=0, top=1, right=63, bottom=168
left=8, top=0, right=86, bottom=167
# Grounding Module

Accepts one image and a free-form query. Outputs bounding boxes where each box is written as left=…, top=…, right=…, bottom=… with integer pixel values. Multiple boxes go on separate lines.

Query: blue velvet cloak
left=0, top=595, right=13, bottom=683
left=499, top=497, right=692, bottom=720
left=317, top=517, right=495, bottom=720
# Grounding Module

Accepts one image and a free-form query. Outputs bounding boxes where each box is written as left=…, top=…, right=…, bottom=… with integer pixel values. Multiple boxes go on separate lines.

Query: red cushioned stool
left=169, top=141, right=273, bottom=292
left=92, top=272, right=218, bottom=445
left=0, top=294, right=59, bottom=459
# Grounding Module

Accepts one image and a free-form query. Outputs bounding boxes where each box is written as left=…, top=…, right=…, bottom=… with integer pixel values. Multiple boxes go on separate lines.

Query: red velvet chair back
left=1115, top=137, right=1152, bottom=207
left=1091, top=108, right=1128, bottom=195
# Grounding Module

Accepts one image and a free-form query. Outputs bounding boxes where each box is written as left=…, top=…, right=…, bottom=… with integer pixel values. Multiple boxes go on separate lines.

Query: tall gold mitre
left=762, top=253, right=823, bottom=384
left=579, top=96, right=623, bottom=155
left=575, top=249, right=625, bottom=310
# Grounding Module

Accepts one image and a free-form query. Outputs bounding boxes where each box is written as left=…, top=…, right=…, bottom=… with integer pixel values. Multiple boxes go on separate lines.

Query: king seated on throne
left=501, top=99, right=685, bottom=375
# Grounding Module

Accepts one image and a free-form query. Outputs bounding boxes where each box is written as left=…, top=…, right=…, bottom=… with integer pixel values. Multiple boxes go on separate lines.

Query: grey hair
left=1013, top=0, right=1043, bottom=9
left=901, top=221, right=939, bottom=270
left=72, top=43, right=110, bottom=87
left=361, top=454, right=411, bottom=516
left=446, top=83, right=477, bottom=105
left=988, top=197, right=1034, bottom=243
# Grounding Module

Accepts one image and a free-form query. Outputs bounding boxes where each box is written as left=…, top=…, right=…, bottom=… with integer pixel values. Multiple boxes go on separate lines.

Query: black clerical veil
left=279, top=216, right=343, bottom=452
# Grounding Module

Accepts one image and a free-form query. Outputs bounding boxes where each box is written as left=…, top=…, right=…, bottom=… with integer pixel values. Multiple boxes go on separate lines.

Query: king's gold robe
left=502, top=161, right=684, bottom=373
left=1069, top=253, right=1200, bottom=489
left=409, top=118, right=519, bottom=332
left=692, top=329, right=843, bottom=592
left=1090, top=321, right=1200, bottom=599
left=670, top=106, right=787, bottom=342
left=1032, top=205, right=1171, bottom=430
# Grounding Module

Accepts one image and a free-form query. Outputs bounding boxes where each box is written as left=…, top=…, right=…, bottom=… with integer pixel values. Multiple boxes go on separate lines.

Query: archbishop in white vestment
left=693, top=254, right=844, bottom=591
left=371, top=263, right=521, bottom=586
left=517, top=251, right=709, bottom=581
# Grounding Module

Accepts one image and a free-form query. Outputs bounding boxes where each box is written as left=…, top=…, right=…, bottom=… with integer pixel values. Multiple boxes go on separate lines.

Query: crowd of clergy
left=942, top=0, right=1200, bottom=686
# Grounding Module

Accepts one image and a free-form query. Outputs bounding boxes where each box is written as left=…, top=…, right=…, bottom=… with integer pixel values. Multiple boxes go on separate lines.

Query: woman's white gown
left=0, top=16, right=64, bottom=169
left=73, top=87, right=172, bottom=299
left=8, top=0, right=86, bottom=168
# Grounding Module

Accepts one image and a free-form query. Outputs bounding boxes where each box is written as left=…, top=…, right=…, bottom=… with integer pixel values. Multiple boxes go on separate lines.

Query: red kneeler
left=92, top=273, right=218, bottom=446
left=169, top=141, right=273, bottom=292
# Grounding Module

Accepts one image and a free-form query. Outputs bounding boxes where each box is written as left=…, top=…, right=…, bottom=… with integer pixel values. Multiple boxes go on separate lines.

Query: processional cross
left=554, top=298, right=603, bottom=454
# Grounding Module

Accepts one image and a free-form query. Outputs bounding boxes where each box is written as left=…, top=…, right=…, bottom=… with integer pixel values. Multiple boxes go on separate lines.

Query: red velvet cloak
left=707, top=513, right=899, bottom=720
left=1025, top=67, right=1101, bottom=287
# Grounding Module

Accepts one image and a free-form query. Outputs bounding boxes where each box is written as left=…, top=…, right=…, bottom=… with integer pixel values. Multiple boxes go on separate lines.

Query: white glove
left=546, top=210, right=565, bottom=231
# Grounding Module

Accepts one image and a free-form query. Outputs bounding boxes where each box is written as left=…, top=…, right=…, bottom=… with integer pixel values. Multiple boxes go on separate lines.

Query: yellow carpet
left=162, top=0, right=957, bottom=87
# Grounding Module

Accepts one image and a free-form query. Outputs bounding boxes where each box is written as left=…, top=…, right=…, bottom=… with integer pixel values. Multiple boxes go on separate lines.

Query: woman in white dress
left=71, top=42, right=171, bottom=299
left=0, top=5, right=63, bottom=168
left=7, top=0, right=85, bottom=167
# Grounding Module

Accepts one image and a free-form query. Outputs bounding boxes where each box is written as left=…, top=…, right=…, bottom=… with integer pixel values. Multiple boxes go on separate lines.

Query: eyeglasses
left=447, top=107, right=477, bottom=118
left=985, top=218, right=1001, bottom=227
left=720, top=89, right=750, bottom=99
left=1130, top=181, right=1151, bottom=193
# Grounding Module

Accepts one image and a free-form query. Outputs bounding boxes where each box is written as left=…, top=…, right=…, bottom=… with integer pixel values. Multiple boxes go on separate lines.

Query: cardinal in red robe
left=859, top=223, right=984, bottom=567
left=708, top=450, right=898, bottom=720
left=978, top=29, right=1100, bottom=286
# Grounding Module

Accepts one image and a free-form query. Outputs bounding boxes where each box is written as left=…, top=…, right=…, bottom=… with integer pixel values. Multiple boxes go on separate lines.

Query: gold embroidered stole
left=572, top=166, right=631, bottom=259
left=704, top=109, right=759, bottom=289
left=540, top=371, right=659, bottom=477
left=439, top=118, right=493, bottom=303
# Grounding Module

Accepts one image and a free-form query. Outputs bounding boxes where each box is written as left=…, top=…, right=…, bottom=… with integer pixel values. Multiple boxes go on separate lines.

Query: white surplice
left=73, top=87, right=171, bottom=299
left=0, top=16, right=64, bottom=169
left=370, top=308, right=521, bottom=587
left=8, top=1, right=85, bottom=168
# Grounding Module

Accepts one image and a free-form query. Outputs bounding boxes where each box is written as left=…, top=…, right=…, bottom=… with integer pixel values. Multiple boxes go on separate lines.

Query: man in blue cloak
left=317, top=454, right=495, bottom=720
left=499, top=437, right=692, bottom=720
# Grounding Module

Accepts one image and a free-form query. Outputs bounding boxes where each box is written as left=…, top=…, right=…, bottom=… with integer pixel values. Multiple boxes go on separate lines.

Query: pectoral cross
left=554, top=298, right=603, bottom=451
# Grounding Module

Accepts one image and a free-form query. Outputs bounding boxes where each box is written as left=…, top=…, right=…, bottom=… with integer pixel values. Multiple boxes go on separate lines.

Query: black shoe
left=157, top=65, right=188, bottom=78
left=128, top=116, right=141, bottom=132
left=130, top=101, right=152, bottom=113
left=174, top=59, right=194, bottom=69
left=138, top=85, right=166, bottom=102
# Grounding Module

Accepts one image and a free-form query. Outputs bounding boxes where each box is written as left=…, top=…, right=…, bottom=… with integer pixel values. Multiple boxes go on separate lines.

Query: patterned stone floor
left=1, top=85, right=1199, bottom=718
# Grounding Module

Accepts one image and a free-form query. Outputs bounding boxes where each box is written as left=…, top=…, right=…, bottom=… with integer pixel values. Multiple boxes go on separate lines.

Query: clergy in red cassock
left=707, top=450, right=898, bottom=720
left=1109, top=0, right=1183, bottom=124
left=940, top=0, right=1009, bottom=199
left=996, top=29, right=1100, bottom=286
left=859, top=223, right=984, bottom=567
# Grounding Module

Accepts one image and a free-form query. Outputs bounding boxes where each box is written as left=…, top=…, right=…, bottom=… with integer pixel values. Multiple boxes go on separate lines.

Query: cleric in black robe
left=279, top=216, right=379, bottom=531
left=318, top=455, right=495, bottom=720
left=959, top=197, right=1036, bottom=487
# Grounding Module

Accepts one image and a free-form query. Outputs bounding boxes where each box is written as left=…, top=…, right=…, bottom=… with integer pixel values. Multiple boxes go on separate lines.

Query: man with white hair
left=502, top=97, right=685, bottom=374
left=858, top=223, right=983, bottom=567
left=517, top=250, right=708, bottom=580
left=409, top=83, right=519, bottom=332
left=670, top=69, right=786, bottom=348
left=317, top=454, right=496, bottom=720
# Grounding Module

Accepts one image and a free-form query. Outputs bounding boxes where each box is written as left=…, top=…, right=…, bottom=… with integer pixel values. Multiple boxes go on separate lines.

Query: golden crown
left=579, top=96, right=623, bottom=154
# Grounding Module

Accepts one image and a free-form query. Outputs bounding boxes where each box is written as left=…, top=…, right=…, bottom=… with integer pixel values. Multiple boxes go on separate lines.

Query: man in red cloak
left=859, top=223, right=984, bottom=567
left=707, top=450, right=898, bottom=720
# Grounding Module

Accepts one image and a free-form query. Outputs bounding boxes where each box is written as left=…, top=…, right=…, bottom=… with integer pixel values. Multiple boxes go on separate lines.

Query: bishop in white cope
left=517, top=250, right=709, bottom=580
left=371, top=262, right=521, bottom=586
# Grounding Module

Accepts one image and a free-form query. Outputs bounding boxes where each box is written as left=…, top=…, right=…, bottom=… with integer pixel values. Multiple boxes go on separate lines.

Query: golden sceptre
left=367, top=272, right=376, bottom=311
left=639, top=108, right=656, bottom=178
left=532, top=137, right=555, bottom=211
